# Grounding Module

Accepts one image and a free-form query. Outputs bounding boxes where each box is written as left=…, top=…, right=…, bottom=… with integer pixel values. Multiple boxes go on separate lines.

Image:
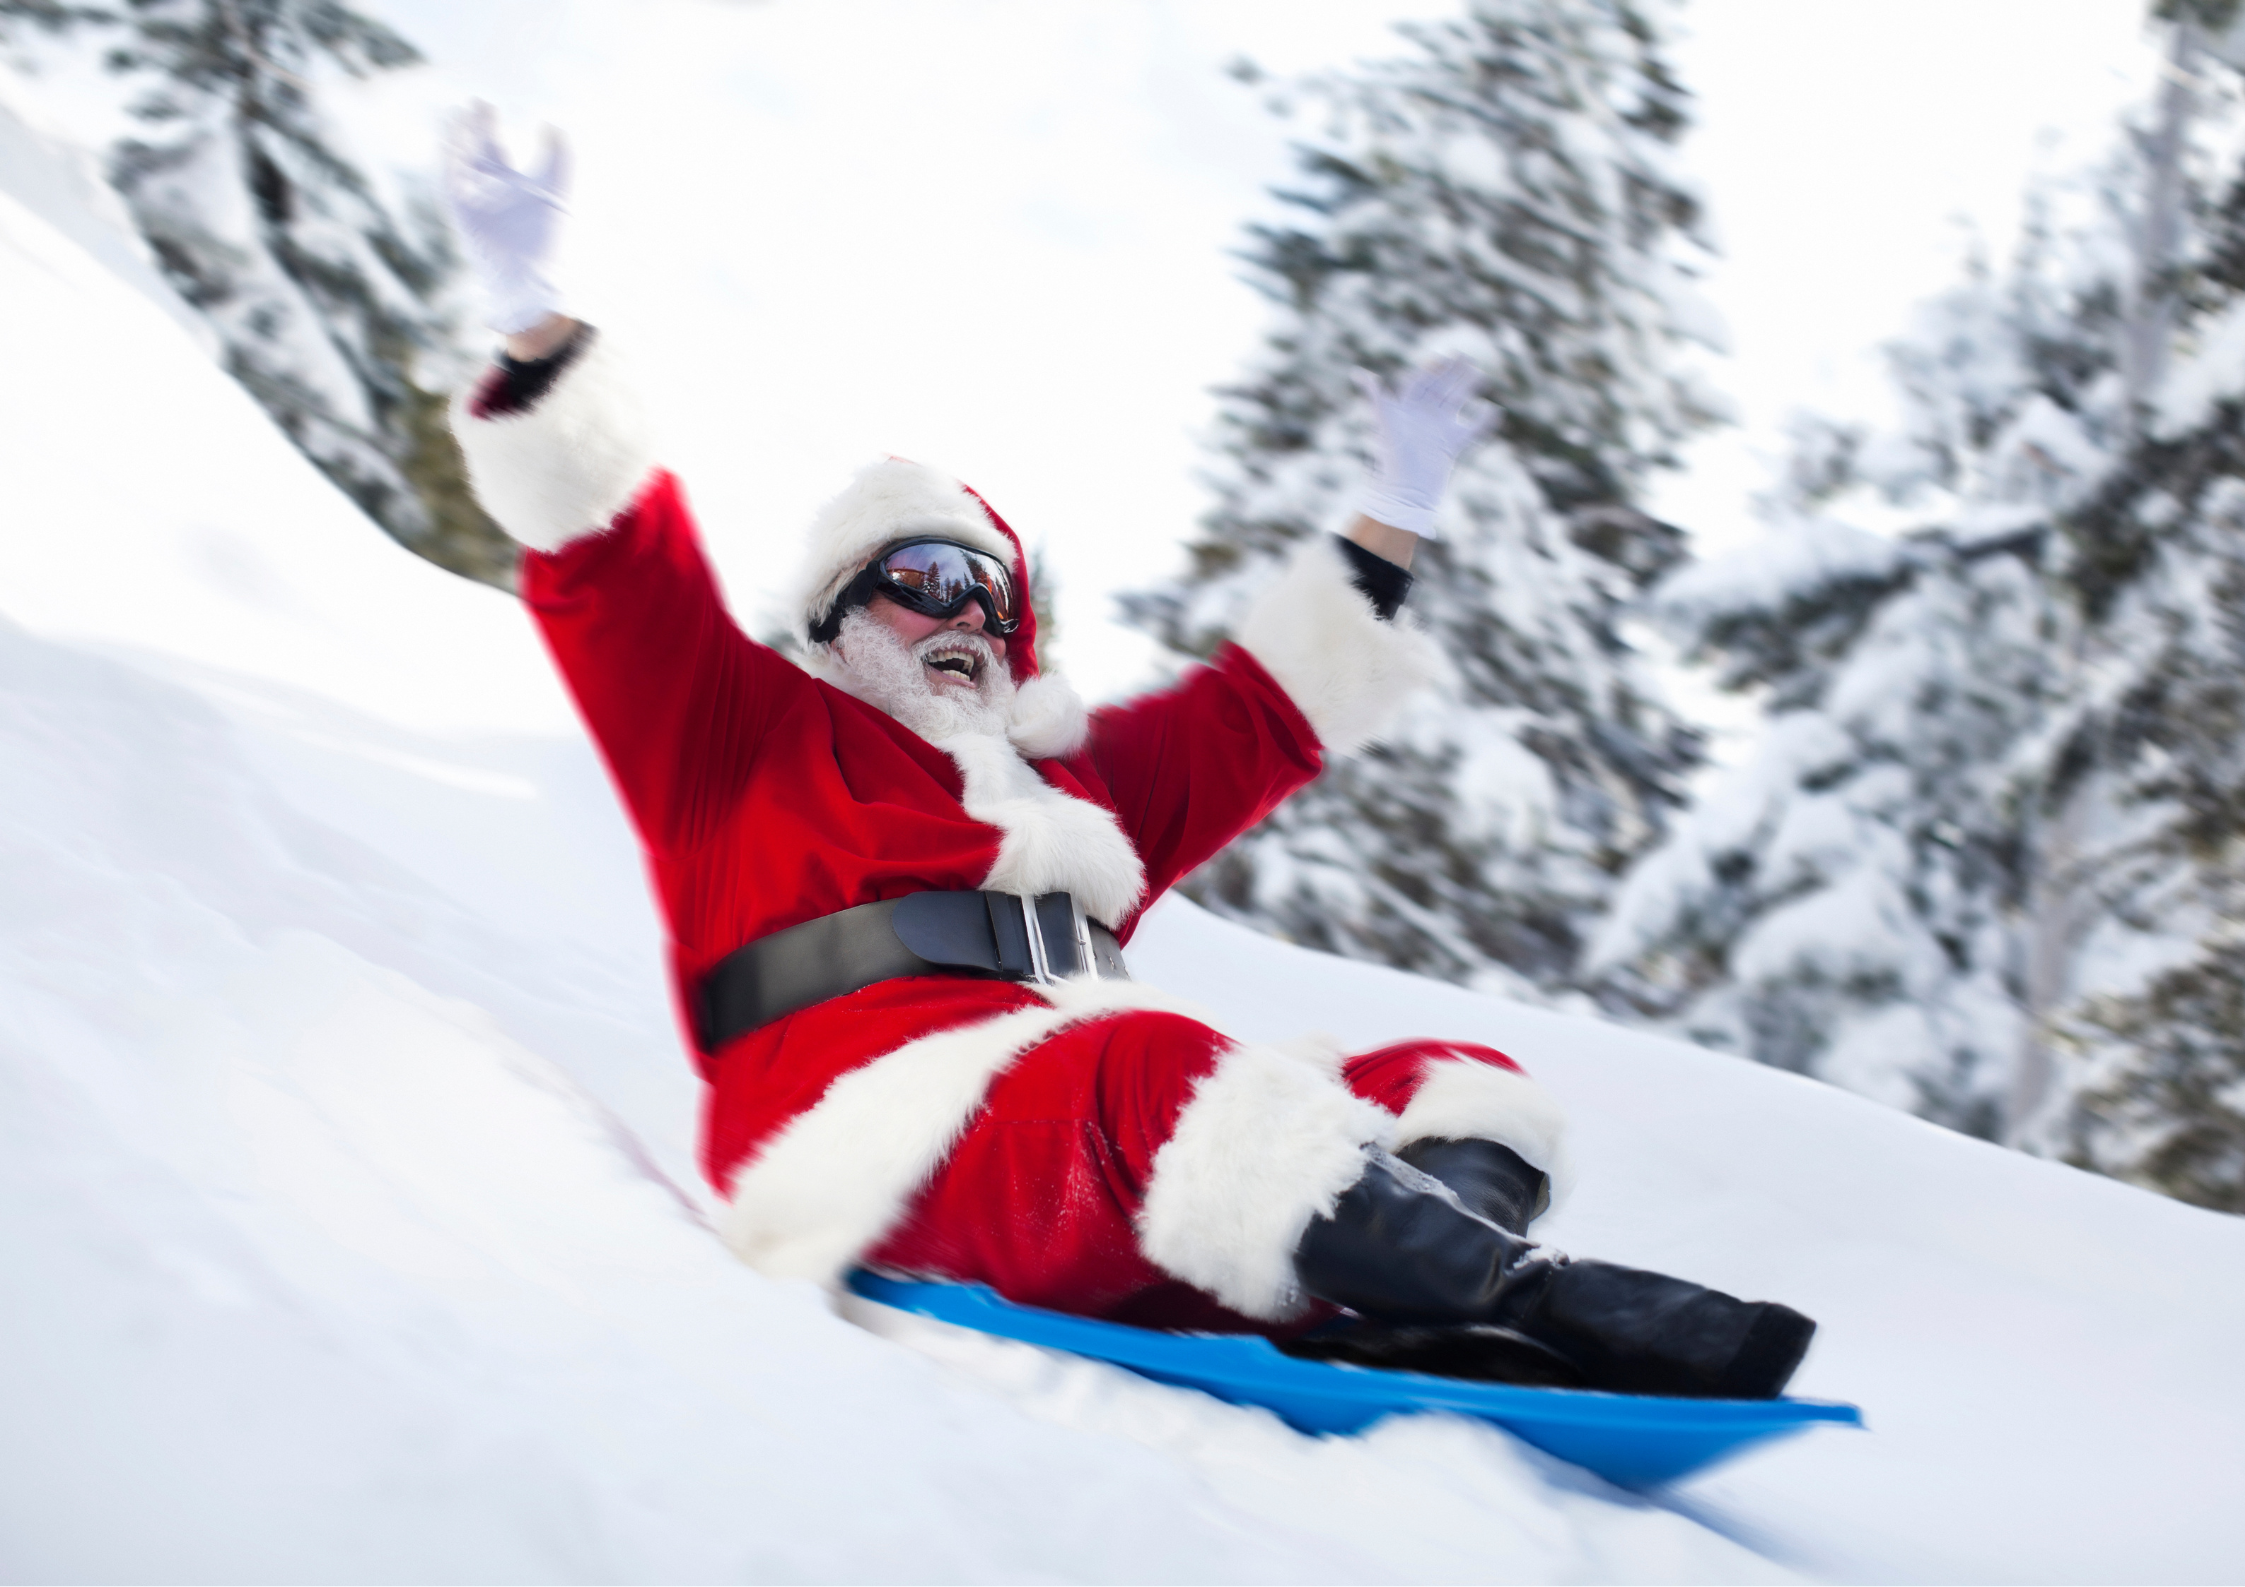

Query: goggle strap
left=808, top=562, right=882, bottom=645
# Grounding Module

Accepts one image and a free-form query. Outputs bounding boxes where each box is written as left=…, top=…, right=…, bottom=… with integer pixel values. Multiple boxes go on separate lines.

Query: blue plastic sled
left=846, top=1269, right=1861, bottom=1488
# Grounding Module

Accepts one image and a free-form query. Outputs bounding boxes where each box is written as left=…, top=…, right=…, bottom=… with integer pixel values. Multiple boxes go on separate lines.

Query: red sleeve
left=521, top=469, right=808, bottom=852
left=1080, top=643, right=1325, bottom=909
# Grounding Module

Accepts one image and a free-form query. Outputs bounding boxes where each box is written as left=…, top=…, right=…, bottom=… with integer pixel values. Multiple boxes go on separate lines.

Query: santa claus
left=442, top=108, right=1815, bottom=1398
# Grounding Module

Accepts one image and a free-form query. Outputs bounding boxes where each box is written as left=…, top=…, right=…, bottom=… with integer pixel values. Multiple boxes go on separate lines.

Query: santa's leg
left=1288, top=1144, right=1817, bottom=1397
left=1291, top=1039, right=1816, bottom=1398
left=866, top=1016, right=1816, bottom=1397
left=864, top=1009, right=1380, bottom=1334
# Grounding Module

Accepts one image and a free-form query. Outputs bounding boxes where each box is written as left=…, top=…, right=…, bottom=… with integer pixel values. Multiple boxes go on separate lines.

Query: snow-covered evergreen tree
left=1598, top=7, right=2245, bottom=1212
left=2038, top=15, right=2245, bottom=1208
left=1589, top=145, right=2137, bottom=1130
left=1127, top=0, right=1717, bottom=993
left=1588, top=513, right=2064, bottom=1130
left=2058, top=507, right=2245, bottom=1209
left=0, top=0, right=510, bottom=586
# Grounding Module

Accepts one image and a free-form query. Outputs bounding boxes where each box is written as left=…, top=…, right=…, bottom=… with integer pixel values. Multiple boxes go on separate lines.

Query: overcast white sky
left=367, top=0, right=2162, bottom=701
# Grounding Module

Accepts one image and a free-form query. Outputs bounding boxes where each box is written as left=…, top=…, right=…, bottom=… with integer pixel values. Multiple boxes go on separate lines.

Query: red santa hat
left=789, top=457, right=1046, bottom=681
left=790, top=458, right=1089, bottom=757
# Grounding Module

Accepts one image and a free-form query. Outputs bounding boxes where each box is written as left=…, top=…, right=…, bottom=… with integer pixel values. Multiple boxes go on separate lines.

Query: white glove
left=1351, top=357, right=1499, bottom=540
left=445, top=102, right=571, bottom=336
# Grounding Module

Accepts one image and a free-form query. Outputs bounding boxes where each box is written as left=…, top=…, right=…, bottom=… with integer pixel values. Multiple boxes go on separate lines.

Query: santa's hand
left=1352, top=358, right=1499, bottom=540
left=445, top=102, right=571, bottom=336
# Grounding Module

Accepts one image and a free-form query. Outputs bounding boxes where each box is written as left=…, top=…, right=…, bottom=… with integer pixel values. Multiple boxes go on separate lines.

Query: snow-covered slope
left=0, top=90, right=567, bottom=738
left=4, top=98, right=2242, bottom=1585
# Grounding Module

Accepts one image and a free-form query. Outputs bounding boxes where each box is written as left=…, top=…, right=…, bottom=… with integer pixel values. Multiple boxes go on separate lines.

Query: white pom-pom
left=1006, top=672, right=1090, bottom=760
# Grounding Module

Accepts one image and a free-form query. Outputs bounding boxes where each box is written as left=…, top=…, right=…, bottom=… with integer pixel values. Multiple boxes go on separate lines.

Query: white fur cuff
left=1235, top=535, right=1440, bottom=754
left=1136, top=1042, right=1396, bottom=1322
left=1393, top=1054, right=1576, bottom=1213
left=450, top=333, right=658, bottom=552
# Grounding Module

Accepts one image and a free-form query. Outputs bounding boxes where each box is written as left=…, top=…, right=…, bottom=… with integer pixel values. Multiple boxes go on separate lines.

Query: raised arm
left=443, top=108, right=802, bottom=850
left=1086, top=359, right=1495, bottom=907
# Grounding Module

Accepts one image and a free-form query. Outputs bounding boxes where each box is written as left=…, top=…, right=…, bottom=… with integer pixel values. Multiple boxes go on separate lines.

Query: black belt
left=697, top=889, right=1129, bottom=1052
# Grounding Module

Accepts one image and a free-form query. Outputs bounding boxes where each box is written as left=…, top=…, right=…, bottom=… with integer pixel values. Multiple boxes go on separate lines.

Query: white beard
left=826, top=608, right=1017, bottom=741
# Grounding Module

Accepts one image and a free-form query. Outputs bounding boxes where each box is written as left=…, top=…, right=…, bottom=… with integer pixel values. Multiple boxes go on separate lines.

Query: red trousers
left=864, top=1012, right=1526, bottom=1335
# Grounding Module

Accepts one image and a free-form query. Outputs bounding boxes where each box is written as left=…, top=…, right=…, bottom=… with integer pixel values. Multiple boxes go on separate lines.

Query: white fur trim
left=450, top=334, right=657, bottom=552
left=1271, top=1032, right=1351, bottom=1077
left=939, top=730, right=1145, bottom=928
left=1005, top=672, right=1090, bottom=760
left=789, top=459, right=1016, bottom=643
left=717, top=978, right=1216, bottom=1285
left=1136, top=1043, right=1397, bottom=1322
left=1236, top=535, right=1441, bottom=754
left=1393, top=1053, right=1577, bottom=1213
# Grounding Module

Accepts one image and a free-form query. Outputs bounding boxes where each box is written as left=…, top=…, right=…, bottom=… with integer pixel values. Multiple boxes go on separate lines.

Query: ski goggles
left=812, top=537, right=1023, bottom=642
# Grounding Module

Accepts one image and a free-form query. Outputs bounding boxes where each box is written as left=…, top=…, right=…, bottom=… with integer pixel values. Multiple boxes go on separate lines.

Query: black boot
left=1288, top=1150, right=1817, bottom=1399
left=1293, top=1149, right=1545, bottom=1322
left=1294, top=1138, right=1560, bottom=1387
left=1503, top=1259, right=1818, bottom=1401
left=1395, top=1136, right=1549, bottom=1234
left=1283, top=1149, right=1577, bottom=1388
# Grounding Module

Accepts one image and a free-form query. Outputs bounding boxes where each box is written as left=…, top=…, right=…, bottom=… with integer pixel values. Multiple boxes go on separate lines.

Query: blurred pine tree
left=1, top=0, right=514, bottom=587
left=1596, top=6, right=2245, bottom=1212
left=1126, top=0, right=1716, bottom=994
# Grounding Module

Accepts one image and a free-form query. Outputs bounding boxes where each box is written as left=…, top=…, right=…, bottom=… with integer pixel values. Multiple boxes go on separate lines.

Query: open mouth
left=924, top=649, right=983, bottom=684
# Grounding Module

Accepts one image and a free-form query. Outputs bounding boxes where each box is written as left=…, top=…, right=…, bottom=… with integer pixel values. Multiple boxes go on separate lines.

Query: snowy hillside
left=0, top=90, right=561, bottom=736
left=4, top=97, right=2244, bottom=1585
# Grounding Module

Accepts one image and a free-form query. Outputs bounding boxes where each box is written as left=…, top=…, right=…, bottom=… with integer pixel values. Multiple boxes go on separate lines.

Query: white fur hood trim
left=1236, top=535, right=1441, bottom=755
left=1393, top=1052, right=1576, bottom=1213
left=1136, top=1040, right=1398, bottom=1322
left=789, top=459, right=1016, bottom=644
left=938, top=729, right=1144, bottom=928
left=717, top=977, right=1219, bottom=1286
left=450, top=333, right=657, bottom=553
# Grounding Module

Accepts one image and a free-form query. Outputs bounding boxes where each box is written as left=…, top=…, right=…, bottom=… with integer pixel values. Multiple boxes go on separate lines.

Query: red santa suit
left=453, top=333, right=1573, bottom=1332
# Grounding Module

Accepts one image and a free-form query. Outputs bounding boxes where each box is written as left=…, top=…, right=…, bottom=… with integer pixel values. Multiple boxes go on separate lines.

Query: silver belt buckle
left=1068, top=893, right=1097, bottom=980
left=1017, top=893, right=1053, bottom=986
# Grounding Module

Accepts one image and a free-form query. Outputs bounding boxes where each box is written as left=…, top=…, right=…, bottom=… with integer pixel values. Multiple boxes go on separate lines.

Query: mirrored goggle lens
left=878, top=542, right=1019, bottom=629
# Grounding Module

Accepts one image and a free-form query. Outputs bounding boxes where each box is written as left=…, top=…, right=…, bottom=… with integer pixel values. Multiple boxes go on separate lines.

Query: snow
left=1989, top=394, right=2105, bottom=494
left=0, top=87, right=210, bottom=349
left=6, top=81, right=2245, bottom=1586
left=1585, top=710, right=1852, bottom=975
left=1949, top=499, right=2050, bottom=545
left=1652, top=514, right=1904, bottom=638
left=0, top=92, right=568, bottom=740
left=2156, top=293, right=2245, bottom=439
